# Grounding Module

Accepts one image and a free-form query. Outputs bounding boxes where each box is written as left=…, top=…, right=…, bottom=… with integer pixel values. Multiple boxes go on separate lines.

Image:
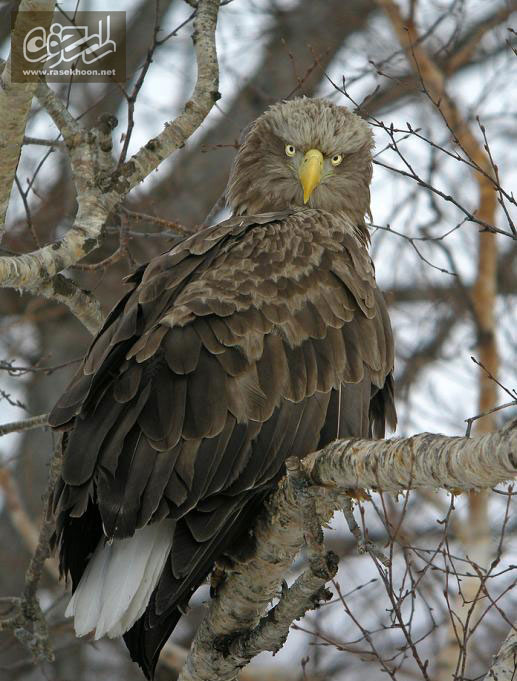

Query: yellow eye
left=285, top=144, right=296, bottom=157
left=331, top=153, right=343, bottom=166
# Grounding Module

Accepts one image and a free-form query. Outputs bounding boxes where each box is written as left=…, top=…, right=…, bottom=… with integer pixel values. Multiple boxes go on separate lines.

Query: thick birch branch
left=302, top=421, right=517, bottom=493
left=38, top=275, right=105, bottom=335
left=0, top=80, right=109, bottom=331
left=179, top=422, right=517, bottom=681
left=179, top=459, right=339, bottom=681
left=0, top=81, right=113, bottom=289
left=0, top=0, right=56, bottom=231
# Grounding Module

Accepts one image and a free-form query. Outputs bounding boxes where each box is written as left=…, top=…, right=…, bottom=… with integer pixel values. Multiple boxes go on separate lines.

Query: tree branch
left=110, top=0, right=220, bottom=194
left=0, top=0, right=221, bottom=334
left=303, top=421, right=517, bottom=494
left=179, top=421, right=517, bottom=680
left=179, top=458, right=339, bottom=681
left=0, top=80, right=111, bottom=288
left=0, top=438, right=62, bottom=663
left=0, top=0, right=56, bottom=232
left=0, top=413, right=48, bottom=437
left=0, top=466, right=59, bottom=580
left=38, top=275, right=105, bottom=335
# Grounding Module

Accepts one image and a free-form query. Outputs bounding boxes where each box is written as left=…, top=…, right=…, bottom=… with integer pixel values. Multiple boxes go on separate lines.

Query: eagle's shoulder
left=48, top=208, right=388, bottom=433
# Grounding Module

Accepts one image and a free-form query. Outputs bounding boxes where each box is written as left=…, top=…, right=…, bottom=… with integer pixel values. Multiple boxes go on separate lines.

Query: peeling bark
left=303, top=423, right=517, bottom=493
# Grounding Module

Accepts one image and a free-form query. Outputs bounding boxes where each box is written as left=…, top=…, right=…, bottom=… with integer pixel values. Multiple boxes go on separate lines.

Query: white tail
left=65, top=520, right=174, bottom=639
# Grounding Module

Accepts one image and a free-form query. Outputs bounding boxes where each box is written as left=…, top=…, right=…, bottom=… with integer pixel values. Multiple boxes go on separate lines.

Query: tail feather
left=65, top=520, right=174, bottom=640
left=111, top=525, right=174, bottom=638
left=123, top=490, right=272, bottom=679
left=65, top=538, right=111, bottom=636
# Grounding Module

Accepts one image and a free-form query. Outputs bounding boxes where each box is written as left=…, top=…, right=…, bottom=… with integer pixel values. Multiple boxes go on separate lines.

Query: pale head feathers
left=226, top=97, right=374, bottom=223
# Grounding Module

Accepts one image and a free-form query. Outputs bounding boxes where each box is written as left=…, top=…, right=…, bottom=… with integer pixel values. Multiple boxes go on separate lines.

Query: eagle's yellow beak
left=299, top=149, right=324, bottom=204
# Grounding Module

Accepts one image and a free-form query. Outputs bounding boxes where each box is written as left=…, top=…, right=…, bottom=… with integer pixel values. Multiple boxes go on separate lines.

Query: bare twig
left=0, top=467, right=59, bottom=580
left=0, top=413, right=49, bottom=438
left=0, top=439, right=62, bottom=663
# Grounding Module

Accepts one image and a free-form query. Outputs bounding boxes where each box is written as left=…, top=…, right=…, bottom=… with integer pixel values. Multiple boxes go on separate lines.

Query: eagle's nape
left=48, top=97, right=397, bottom=679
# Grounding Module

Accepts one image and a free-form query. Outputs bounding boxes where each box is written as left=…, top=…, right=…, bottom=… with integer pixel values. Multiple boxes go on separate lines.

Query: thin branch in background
left=0, top=413, right=49, bottom=438
left=329, top=72, right=516, bottom=240
left=470, top=356, right=517, bottom=402
left=123, top=207, right=198, bottom=236
left=117, top=2, right=162, bottom=167
left=370, top=221, right=458, bottom=274
left=0, top=357, right=81, bottom=376
left=283, top=43, right=330, bottom=100
left=14, top=174, right=39, bottom=248
left=0, top=438, right=62, bottom=664
left=156, top=9, right=197, bottom=45
left=0, top=466, right=59, bottom=580
left=465, top=401, right=517, bottom=438
left=0, top=388, right=27, bottom=411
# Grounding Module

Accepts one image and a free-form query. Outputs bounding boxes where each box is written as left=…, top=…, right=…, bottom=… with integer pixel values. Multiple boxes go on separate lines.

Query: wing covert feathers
left=49, top=209, right=396, bottom=679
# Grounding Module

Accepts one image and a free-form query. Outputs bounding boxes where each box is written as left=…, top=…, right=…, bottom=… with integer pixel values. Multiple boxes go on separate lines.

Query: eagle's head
left=226, top=97, right=374, bottom=222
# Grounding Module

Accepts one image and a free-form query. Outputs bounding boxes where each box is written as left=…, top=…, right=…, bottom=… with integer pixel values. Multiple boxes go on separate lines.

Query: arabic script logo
left=22, top=16, right=116, bottom=68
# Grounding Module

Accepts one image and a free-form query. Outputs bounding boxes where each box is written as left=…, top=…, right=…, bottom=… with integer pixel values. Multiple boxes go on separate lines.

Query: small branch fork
left=342, top=496, right=390, bottom=566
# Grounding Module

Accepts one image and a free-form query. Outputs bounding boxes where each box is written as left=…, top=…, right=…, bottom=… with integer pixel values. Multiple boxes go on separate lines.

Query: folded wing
left=49, top=209, right=395, bottom=678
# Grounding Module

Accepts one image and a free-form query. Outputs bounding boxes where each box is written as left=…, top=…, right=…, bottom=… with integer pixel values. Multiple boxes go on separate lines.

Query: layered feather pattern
left=49, top=205, right=396, bottom=678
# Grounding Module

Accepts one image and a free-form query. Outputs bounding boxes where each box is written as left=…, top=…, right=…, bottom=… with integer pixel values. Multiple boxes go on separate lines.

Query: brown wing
left=49, top=208, right=395, bottom=677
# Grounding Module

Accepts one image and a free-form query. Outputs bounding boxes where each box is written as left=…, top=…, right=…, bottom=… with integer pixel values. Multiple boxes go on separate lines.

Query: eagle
left=48, top=97, right=396, bottom=678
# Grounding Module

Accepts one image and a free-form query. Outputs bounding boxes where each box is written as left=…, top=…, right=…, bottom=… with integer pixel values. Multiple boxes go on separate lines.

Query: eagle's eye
left=285, top=144, right=296, bottom=157
left=331, top=153, right=343, bottom=167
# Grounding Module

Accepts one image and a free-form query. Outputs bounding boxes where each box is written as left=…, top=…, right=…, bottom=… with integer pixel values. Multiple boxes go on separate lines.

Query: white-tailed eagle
left=49, top=97, right=396, bottom=678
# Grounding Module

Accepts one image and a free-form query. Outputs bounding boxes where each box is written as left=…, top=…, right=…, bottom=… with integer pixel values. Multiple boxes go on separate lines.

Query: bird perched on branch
left=49, top=97, right=396, bottom=678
